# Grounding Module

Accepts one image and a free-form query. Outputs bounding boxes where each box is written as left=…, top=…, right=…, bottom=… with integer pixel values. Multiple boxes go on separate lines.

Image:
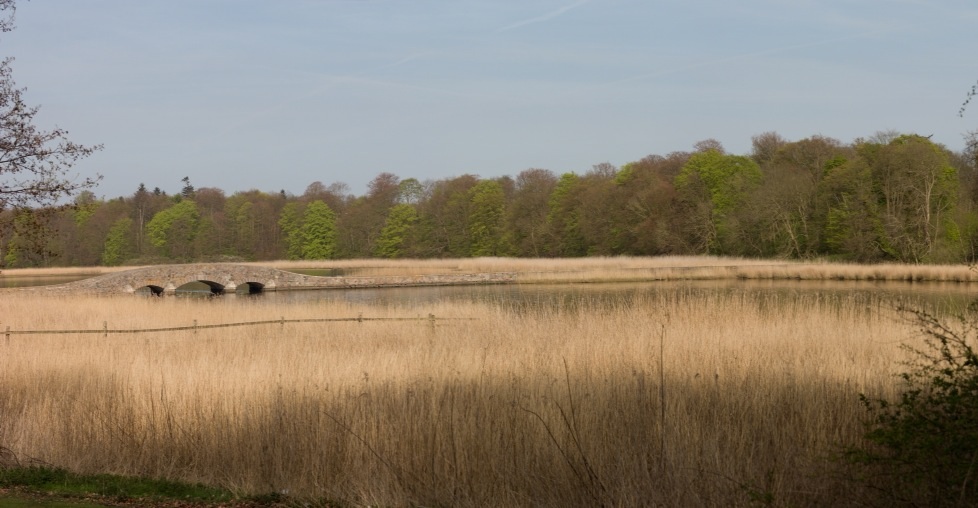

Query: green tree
left=614, top=154, right=685, bottom=255
left=302, top=181, right=348, bottom=213
left=816, top=155, right=889, bottom=261
left=506, top=168, right=557, bottom=257
left=375, top=203, right=418, bottom=258
left=300, top=200, right=337, bottom=260
left=337, top=173, right=399, bottom=257
left=397, top=177, right=426, bottom=204
left=146, top=200, right=200, bottom=260
left=227, top=199, right=257, bottom=259
left=870, top=135, right=960, bottom=262
left=129, top=183, right=171, bottom=258
left=413, top=175, right=479, bottom=257
left=279, top=202, right=304, bottom=260
left=191, top=187, right=229, bottom=258
left=468, top=179, right=508, bottom=256
left=101, top=217, right=134, bottom=266
left=674, top=148, right=762, bottom=253
left=546, top=172, right=587, bottom=256
left=180, top=176, right=195, bottom=199
left=576, top=163, right=634, bottom=256
left=763, top=136, right=849, bottom=258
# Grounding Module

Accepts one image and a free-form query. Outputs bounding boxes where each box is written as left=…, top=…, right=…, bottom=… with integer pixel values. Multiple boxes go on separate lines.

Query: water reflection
left=0, top=275, right=91, bottom=288
left=4, top=272, right=974, bottom=314
left=232, top=279, right=977, bottom=315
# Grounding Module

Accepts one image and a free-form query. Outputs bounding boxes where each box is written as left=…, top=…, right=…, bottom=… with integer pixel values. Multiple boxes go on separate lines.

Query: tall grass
left=5, top=256, right=978, bottom=284
left=0, top=289, right=917, bottom=506
left=251, top=256, right=978, bottom=283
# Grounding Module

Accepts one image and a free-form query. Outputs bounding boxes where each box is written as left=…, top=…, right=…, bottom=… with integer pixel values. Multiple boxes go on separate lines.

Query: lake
left=3, top=271, right=974, bottom=314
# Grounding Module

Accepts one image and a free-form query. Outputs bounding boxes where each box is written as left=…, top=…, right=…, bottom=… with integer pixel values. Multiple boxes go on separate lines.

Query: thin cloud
left=497, top=0, right=590, bottom=32
left=607, top=30, right=887, bottom=87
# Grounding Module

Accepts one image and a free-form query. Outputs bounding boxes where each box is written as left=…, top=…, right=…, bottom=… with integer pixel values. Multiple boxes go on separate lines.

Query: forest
left=2, top=130, right=978, bottom=268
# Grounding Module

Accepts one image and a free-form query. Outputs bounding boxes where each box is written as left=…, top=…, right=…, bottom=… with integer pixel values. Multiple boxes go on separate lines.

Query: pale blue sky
left=4, top=0, right=977, bottom=199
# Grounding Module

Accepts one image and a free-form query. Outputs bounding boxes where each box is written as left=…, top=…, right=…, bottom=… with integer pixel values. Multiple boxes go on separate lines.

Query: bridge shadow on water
left=136, top=280, right=266, bottom=297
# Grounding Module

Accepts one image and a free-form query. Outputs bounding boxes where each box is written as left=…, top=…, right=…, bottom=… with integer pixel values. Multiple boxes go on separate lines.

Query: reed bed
left=0, top=265, right=135, bottom=278
left=266, top=256, right=978, bottom=284
left=5, top=256, right=977, bottom=285
left=0, top=285, right=926, bottom=507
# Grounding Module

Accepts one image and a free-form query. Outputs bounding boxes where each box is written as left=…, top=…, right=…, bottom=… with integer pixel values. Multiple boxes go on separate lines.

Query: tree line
left=3, top=131, right=978, bottom=267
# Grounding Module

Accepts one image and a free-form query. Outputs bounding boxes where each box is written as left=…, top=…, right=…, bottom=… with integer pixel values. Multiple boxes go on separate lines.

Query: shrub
left=849, top=305, right=978, bottom=506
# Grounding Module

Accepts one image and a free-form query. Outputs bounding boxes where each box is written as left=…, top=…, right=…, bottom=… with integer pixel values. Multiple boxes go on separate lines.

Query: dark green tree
left=613, top=154, right=684, bottom=255
left=338, top=173, right=399, bottom=257
left=414, top=175, right=479, bottom=257
left=816, top=155, right=888, bottom=260
left=506, top=168, right=557, bottom=257
left=869, top=135, right=960, bottom=262
left=180, top=176, right=195, bottom=199
left=546, top=172, right=586, bottom=256
left=101, top=217, right=134, bottom=266
left=850, top=305, right=978, bottom=506
left=279, top=201, right=304, bottom=260
left=468, top=179, right=508, bottom=256
left=576, top=164, right=634, bottom=255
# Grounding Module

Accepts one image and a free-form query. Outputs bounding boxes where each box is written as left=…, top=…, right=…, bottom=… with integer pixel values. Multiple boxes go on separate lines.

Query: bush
left=849, top=305, right=978, bottom=506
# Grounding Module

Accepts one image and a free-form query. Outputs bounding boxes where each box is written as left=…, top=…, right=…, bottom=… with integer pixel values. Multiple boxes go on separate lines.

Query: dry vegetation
left=0, top=278, right=926, bottom=506
left=4, top=255, right=978, bottom=284
left=272, top=256, right=978, bottom=283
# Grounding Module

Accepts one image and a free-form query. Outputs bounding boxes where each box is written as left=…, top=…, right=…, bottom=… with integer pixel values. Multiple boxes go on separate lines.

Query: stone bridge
left=37, top=263, right=517, bottom=296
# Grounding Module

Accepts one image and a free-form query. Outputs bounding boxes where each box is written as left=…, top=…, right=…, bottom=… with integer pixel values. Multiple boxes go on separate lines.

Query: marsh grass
left=0, top=281, right=920, bottom=507
left=266, top=256, right=978, bottom=283
left=0, top=463, right=239, bottom=505
left=5, top=256, right=978, bottom=286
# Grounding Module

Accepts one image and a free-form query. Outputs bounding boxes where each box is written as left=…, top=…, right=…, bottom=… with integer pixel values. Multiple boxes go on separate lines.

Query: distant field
left=0, top=261, right=933, bottom=505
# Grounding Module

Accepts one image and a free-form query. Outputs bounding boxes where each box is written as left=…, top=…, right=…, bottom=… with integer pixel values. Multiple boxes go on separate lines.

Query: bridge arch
left=236, top=281, right=265, bottom=294
left=173, top=279, right=227, bottom=295
left=40, top=262, right=517, bottom=296
left=108, top=264, right=292, bottom=296
left=138, top=284, right=166, bottom=296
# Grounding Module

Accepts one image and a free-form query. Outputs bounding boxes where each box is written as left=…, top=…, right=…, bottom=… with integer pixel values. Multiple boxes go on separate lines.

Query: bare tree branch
left=961, top=80, right=978, bottom=118
left=0, top=56, right=102, bottom=209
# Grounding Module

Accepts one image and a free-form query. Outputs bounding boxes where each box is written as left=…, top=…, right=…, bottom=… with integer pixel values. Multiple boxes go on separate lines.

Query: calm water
left=0, top=275, right=91, bottom=288
left=3, top=273, right=975, bottom=314
left=232, top=279, right=975, bottom=315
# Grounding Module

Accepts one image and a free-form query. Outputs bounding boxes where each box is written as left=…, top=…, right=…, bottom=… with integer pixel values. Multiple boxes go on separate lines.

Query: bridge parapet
left=22, top=263, right=517, bottom=296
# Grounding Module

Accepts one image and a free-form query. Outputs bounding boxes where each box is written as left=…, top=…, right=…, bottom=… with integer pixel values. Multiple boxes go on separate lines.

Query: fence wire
left=3, top=315, right=474, bottom=338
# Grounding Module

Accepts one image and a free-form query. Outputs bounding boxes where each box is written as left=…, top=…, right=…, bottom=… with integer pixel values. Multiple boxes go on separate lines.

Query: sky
left=3, top=0, right=977, bottom=200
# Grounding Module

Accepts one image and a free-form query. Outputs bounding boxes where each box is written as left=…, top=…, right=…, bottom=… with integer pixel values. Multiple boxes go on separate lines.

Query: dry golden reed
left=0, top=280, right=924, bottom=506
left=4, top=255, right=977, bottom=284
left=260, top=256, right=978, bottom=283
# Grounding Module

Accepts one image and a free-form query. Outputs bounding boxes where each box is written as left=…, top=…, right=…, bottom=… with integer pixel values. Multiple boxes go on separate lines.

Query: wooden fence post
left=103, top=321, right=108, bottom=337
left=428, top=313, right=436, bottom=332
left=4, top=326, right=8, bottom=345
left=194, top=319, right=198, bottom=335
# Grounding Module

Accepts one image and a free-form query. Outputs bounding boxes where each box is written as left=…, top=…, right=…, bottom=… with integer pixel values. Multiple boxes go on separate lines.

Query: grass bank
left=0, top=463, right=272, bottom=507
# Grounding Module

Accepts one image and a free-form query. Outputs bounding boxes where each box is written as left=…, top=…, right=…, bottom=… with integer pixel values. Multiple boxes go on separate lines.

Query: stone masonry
left=22, top=263, right=517, bottom=296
